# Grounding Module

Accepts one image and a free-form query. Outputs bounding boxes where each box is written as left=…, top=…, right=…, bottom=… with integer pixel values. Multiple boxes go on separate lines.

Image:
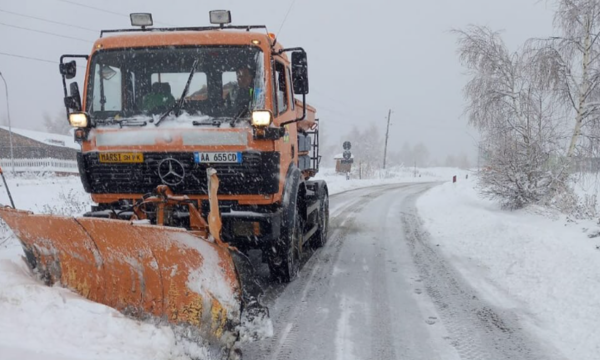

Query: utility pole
left=0, top=72, right=14, bottom=174
left=383, top=109, right=391, bottom=169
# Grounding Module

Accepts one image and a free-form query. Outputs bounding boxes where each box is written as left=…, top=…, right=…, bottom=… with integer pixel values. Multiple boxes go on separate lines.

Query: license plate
left=194, top=152, right=242, bottom=164
left=99, top=152, right=144, bottom=163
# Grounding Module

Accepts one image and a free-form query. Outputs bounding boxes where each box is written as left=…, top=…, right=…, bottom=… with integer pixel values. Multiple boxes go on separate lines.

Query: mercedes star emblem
left=158, top=158, right=185, bottom=186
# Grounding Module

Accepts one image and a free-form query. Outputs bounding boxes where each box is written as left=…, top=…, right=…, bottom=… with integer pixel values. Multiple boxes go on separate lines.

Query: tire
left=269, top=205, right=303, bottom=283
left=312, top=190, right=329, bottom=248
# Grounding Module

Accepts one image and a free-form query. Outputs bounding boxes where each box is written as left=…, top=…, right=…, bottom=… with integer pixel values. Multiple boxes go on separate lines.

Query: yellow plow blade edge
left=0, top=206, right=243, bottom=351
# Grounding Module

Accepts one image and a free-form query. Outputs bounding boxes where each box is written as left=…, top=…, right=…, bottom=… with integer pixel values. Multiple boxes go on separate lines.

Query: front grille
left=80, top=151, right=280, bottom=195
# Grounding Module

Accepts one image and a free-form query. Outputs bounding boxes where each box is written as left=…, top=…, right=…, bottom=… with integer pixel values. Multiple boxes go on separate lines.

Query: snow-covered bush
left=476, top=136, right=570, bottom=209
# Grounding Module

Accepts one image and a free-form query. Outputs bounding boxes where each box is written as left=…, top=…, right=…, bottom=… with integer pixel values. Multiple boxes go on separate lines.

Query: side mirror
left=291, top=51, right=309, bottom=95
left=59, top=60, right=77, bottom=80
left=64, top=82, right=82, bottom=111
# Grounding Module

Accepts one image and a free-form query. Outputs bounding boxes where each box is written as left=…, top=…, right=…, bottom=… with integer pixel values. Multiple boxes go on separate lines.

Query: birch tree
left=529, top=0, right=600, bottom=158
left=455, top=26, right=567, bottom=208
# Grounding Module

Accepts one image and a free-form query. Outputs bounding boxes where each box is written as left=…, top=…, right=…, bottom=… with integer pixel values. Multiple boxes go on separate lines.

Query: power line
left=0, top=51, right=56, bottom=64
left=0, top=22, right=93, bottom=43
left=0, top=9, right=98, bottom=33
left=56, top=0, right=130, bottom=18
left=55, top=0, right=175, bottom=26
left=276, top=0, right=297, bottom=37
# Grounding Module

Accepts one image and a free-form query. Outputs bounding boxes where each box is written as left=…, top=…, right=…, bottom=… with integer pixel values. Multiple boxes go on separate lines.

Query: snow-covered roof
left=0, top=126, right=80, bottom=150
left=334, top=153, right=354, bottom=160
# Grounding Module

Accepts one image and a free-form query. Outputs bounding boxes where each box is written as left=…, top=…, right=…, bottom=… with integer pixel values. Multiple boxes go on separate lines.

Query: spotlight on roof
left=209, top=10, right=231, bottom=26
left=130, top=13, right=153, bottom=28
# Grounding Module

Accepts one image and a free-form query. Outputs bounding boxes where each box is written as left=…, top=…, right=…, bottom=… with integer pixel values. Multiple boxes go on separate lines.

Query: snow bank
left=417, top=177, right=600, bottom=360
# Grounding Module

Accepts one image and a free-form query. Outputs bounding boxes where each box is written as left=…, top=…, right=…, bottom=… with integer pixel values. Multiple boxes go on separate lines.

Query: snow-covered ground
left=417, top=176, right=600, bottom=360
left=8, top=167, right=596, bottom=359
left=0, top=167, right=467, bottom=360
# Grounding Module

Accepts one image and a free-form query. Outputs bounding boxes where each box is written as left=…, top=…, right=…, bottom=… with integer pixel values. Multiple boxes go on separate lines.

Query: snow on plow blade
left=0, top=207, right=244, bottom=352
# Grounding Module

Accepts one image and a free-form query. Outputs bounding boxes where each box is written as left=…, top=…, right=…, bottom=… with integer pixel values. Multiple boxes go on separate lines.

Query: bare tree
left=455, top=25, right=568, bottom=208
left=528, top=0, right=600, bottom=158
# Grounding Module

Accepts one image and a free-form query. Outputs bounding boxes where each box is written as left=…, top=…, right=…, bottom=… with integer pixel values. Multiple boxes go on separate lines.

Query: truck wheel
left=269, top=205, right=302, bottom=282
left=312, top=191, right=329, bottom=248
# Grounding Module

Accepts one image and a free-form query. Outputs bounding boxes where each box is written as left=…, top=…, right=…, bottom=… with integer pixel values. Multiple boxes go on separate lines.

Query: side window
left=275, top=61, right=288, bottom=114
left=92, top=64, right=122, bottom=111
left=287, top=67, right=295, bottom=110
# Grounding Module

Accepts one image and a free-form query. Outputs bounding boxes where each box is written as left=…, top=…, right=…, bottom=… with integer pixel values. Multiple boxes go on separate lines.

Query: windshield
left=85, top=46, right=266, bottom=124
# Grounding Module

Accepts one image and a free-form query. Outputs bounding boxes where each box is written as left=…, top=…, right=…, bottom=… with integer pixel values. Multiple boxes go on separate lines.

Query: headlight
left=251, top=110, right=272, bottom=127
left=69, top=112, right=89, bottom=127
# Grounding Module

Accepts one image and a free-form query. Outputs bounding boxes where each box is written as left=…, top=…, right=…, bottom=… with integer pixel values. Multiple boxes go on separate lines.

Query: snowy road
left=242, top=183, right=562, bottom=360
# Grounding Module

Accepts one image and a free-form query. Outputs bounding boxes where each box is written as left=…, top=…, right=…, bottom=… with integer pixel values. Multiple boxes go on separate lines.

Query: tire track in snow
left=266, top=188, right=385, bottom=360
left=400, top=190, right=566, bottom=360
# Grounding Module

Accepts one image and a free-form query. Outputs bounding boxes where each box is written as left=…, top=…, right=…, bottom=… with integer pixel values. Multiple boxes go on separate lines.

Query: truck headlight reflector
left=69, top=112, right=89, bottom=128
left=251, top=110, right=272, bottom=127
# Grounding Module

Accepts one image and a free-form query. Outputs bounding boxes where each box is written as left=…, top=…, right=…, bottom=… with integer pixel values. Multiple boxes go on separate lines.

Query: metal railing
left=0, top=158, right=78, bottom=174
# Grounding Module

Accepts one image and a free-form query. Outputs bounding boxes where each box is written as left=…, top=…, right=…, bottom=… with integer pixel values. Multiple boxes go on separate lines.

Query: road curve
left=242, top=183, right=563, bottom=360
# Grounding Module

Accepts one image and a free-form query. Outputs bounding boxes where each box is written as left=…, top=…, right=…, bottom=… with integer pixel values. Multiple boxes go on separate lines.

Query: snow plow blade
left=0, top=207, right=245, bottom=348
left=0, top=172, right=268, bottom=357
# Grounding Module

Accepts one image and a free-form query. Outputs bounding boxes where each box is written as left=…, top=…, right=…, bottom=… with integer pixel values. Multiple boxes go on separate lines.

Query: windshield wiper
left=155, top=59, right=199, bottom=127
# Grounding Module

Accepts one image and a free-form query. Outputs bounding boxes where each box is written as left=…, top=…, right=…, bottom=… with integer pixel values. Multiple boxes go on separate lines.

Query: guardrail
left=0, top=158, right=78, bottom=174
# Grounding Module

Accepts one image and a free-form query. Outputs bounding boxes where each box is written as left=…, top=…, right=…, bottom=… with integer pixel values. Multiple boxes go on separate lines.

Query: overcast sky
left=0, top=0, right=558, bottom=163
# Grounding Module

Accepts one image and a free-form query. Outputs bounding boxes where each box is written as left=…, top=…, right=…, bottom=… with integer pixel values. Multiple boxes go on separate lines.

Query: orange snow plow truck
left=0, top=10, right=328, bottom=358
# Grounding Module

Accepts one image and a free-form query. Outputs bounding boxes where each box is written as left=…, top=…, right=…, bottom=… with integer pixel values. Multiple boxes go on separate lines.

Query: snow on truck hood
left=89, top=114, right=253, bottom=148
